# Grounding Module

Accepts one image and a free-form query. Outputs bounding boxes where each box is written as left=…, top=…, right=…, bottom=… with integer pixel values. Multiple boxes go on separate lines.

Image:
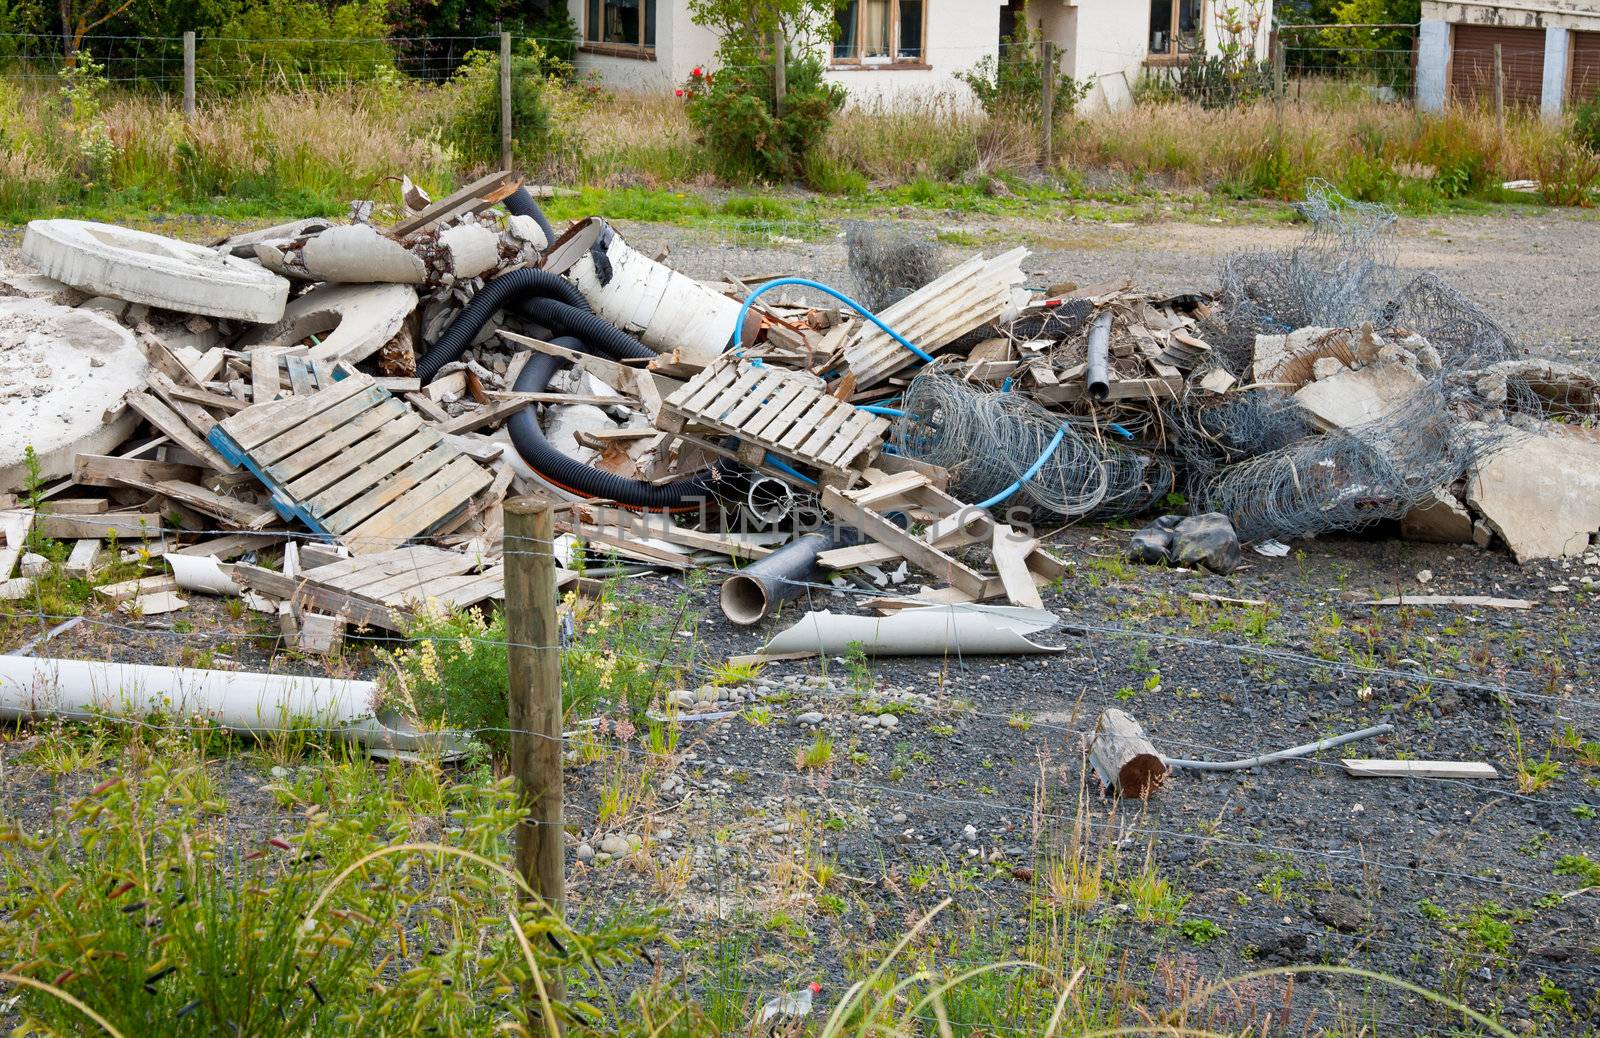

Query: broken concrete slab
left=259, top=224, right=427, bottom=284
left=239, top=281, right=417, bottom=365
left=0, top=266, right=85, bottom=306
left=21, top=220, right=289, bottom=323
left=1400, top=488, right=1475, bottom=544
left=1293, top=354, right=1427, bottom=431
left=436, top=223, right=500, bottom=282
left=0, top=299, right=150, bottom=491
left=1466, top=429, right=1600, bottom=563
left=213, top=217, right=335, bottom=258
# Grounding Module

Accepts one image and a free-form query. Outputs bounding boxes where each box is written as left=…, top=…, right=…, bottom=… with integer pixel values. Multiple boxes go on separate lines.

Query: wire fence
left=0, top=514, right=1595, bottom=1033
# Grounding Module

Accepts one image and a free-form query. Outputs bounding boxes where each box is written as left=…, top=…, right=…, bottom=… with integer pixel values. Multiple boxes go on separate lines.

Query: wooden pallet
left=208, top=373, right=494, bottom=554
left=658, top=360, right=889, bottom=486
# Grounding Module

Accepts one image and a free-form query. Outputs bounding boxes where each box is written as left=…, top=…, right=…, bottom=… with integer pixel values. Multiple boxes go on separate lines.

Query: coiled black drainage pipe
left=504, top=185, right=557, bottom=249
left=415, top=268, right=590, bottom=383
left=519, top=296, right=655, bottom=363
left=507, top=337, right=731, bottom=510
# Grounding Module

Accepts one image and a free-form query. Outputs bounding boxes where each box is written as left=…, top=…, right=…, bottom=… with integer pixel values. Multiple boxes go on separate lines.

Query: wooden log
left=1089, top=708, right=1168, bottom=798
left=1341, top=759, right=1498, bottom=780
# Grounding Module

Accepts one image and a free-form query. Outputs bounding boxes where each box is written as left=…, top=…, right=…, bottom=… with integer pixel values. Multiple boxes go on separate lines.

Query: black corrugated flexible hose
left=504, top=186, right=557, bottom=249
left=415, top=268, right=591, bottom=382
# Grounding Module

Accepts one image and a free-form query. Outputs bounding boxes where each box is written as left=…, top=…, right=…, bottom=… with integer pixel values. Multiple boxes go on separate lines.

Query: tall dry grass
left=0, top=68, right=1585, bottom=223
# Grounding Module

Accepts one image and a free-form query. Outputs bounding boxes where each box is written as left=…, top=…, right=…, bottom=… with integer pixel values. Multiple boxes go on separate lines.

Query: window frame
left=1146, top=0, right=1205, bottom=65
left=831, top=0, right=931, bottom=71
left=580, top=0, right=657, bottom=61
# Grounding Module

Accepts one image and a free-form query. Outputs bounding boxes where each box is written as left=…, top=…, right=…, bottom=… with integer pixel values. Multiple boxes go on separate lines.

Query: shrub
left=1571, top=88, right=1600, bottom=155
left=440, top=40, right=572, bottom=173
left=686, top=53, right=843, bottom=181
left=956, top=2, right=1089, bottom=121
left=387, top=604, right=512, bottom=751
left=199, top=0, right=395, bottom=90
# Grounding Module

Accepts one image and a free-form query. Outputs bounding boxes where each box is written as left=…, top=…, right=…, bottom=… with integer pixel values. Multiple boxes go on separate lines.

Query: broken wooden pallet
left=232, top=547, right=505, bottom=631
left=659, top=360, right=890, bottom=486
left=209, top=373, right=494, bottom=554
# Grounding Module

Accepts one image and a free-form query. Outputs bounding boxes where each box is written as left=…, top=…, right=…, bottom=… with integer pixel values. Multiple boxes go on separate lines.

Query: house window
left=1149, top=0, right=1201, bottom=58
left=585, top=0, right=656, bottom=52
left=833, top=0, right=925, bottom=65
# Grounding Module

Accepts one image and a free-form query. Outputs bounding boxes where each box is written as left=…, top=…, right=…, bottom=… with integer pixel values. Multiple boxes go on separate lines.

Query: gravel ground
left=1, top=200, right=1597, bottom=1033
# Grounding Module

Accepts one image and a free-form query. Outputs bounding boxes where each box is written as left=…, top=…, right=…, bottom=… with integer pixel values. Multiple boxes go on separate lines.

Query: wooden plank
left=341, top=458, right=492, bottom=554
left=844, top=471, right=927, bottom=510
left=269, top=399, right=415, bottom=486
left=279, top=416, right=429, bottom=503
left=170, top=533, right=280, bottom=560
left=253, top=387, right=387, bottom=466
left=817, top=411, right=880, bottom=468
left=498, top=329, right=631, bottom=390
left=1362, top=595, right=1534, bottom=610
left=739, top=379, right=809, bottom=441
left=36, top=513, right=164, bottom=540
left=63, top=539, right=101, bottom=578
left=150, top=480, right=276, bottom=529
left=423, top=569, right=506, bottom=610
left=230, top=563, right=405, bottom=630
left=285, top=354, right=315, bottom=396
left=306, top=430, right=441, bottom=523
left=405, top=391, right=452, bottom=423
left=991, top=523, right=1044, bottom=609
left=1341, top=759, right=1499, bottom=780
left=251, top=347, right=282, bottom=403
left=74, top=454, right=203, bottom=489
left=387, top=170, right=520, bottom=239
left=702, top=368, right=769, bottom=425
left=221, top=373, right=372, bottom=450
left=124, top=391, right=234, bottom=473
left=820, top=488, right=989, bottom=599
left=146, top=372, right=228, bottom=442
left=163, top=381, right=248, bottom=413
left=817, top=541, right=904, bottom=570
left=675, top=363, right=741, bottom=413
left=320, top=447, right=456, bottom=535
left=343, top=554, right=479, bottom=601
left=559, top=520, right=691, bottom=569
left=790, top=397, right=855, bottom=455
left=587, top=509, right=773, bottom=561
left=34, top=497, right=109, bottom=514
left=721, top=369, right=791, bottom=429
left=438, top=396, right=534, bottom=435
left=97, top=574, right=179, bottom=603
left=759, top=388, right=824, bottom=454
left=0, top=511, right=31, bottom=580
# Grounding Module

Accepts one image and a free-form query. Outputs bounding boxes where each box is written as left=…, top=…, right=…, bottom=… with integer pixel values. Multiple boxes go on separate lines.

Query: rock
left=19, top=553, right=48, bottom=578
left=1415, top=569, right=1432, bottom=585
left=576, top=843, right=595, bottom=862
left=1400, top=488, right=1475, bottom=544
left=795, top=711, right=824, bottom=725
left=877, top=713, right=899, bottom=729
left=1312, top=894, right=1371, bottom=933
left=1170, top=513, right=1241, bottom=574
left=1311, top=356, right=1346, bottom=380
left=598, top=835, right=631, bottom=856
left=1466, top=429, right=1600, bottom=563
left=1292, top=354, right=1427, bottom=431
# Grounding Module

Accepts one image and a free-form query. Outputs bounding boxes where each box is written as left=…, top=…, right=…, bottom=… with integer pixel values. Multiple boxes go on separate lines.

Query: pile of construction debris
left=2, top=174, right=1598, bottom=653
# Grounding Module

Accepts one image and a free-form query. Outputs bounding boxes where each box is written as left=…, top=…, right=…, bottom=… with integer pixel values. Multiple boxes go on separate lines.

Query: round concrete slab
left=21, top=219, right=290, bottom=323
left=0, top=298, right=150, bottom=491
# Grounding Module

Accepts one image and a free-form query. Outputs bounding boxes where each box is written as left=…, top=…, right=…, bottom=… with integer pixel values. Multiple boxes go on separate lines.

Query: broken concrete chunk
left=437, top=223, right=500, bottom=281
left=0, top=299, right=149, bottom=492
left=1293, top=355, right=1426, bottom=431
left=22, top=219, right=289, bottom=323
left=239, top=281, right=417, bottom=365
left=290, top=224, right=428, bottom=284
left=1465, top=429, right=1600, bottom=563
left=505, top=213, right=548, bottom=251
left=214, top=218, right=335, bottom=258
left=1253, top=326, right=1332, bottom=381
left=1400, top=488, right=1475, bottom=544
left=1311, top=356, right=1346, bottom=381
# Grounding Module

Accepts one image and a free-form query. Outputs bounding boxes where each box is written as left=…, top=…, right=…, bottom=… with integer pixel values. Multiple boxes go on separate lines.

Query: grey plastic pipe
left=720, top=529, right=860, bottom=627
left=1163, top=723, right=1393, bottom=772
left=1086, top=310, right=1113, bottom=402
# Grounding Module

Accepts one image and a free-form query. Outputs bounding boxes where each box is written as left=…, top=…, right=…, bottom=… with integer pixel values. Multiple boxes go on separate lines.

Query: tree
left=686, top=0, right=837, bottom=65
left=58, top=0, right=136, bottom=60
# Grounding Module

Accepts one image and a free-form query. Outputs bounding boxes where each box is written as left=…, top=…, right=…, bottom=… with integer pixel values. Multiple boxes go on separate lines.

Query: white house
left=567, top=0, right=1275, bottom=110
left=1415, top=0, right=1600, bottom=117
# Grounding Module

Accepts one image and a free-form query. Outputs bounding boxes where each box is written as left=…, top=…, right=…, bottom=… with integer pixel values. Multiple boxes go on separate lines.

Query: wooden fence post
left=1492, top=42, right=1504, bottom=133
left=500, top=30, right=514, bottom=172
left=504, top=498, right=565, bottom=1009
left=1272, top=37, right=1285, bottom=119
left=1040, top=39, right=1055, bottom=171
left=182, top=31, right=195, bottom=123
left=772, top=23, right=787, bottom=120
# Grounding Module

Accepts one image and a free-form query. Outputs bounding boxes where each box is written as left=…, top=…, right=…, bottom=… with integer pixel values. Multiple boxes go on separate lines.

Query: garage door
left=1572, top=31, right=1600, bottom=107
left=1451, top=24, right=1545, bottom=106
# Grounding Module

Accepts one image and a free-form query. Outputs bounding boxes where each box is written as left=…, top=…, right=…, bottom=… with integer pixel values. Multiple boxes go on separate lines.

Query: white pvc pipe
left=0, top=655, right=458, bottom=755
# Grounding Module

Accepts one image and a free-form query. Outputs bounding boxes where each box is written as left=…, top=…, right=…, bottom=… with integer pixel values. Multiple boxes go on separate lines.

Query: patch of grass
left=1180, top=918, right=1226, bottom=946
left=709, top=658, right=764, bottom=687
left=1554, top=853, right=1600, bottom=889
left=795, top=731, right=835, bottom=771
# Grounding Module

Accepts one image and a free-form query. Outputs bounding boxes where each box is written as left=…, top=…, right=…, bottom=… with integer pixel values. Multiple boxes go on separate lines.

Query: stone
left=877, top=713, right=899, bottom=729
left=598, top=835, right=630, bottom=856
left=795, top=711, right=823, bottom=725
left=19, top=553, right=48, bottom=578
left=1312, top=893, right=1371, bottom=933
left=1293, top=354, right=1427, bottom=431
left=576, top=843, right=594, bottom=862
left=1400, top=488, right=1475, bottom=544
left=1466, top=429, right=1600, bottom=563
left=22, top=219, right=288, bottom=323
left=239, top=281, right=417, bottom=366
left=1170, top=512, right=1242, bottom=574
left=1253, top=326, right=1332, bottom=381
left=1311, top=356, right=1346, bottom=380
left=0, top=299, right=149, bottom=492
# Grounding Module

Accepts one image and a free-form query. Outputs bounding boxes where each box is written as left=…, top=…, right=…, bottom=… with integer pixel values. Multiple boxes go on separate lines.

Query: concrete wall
left=1420, top=0, right=1600, bottom=32
left=569, top=0, right=1003, bottom=107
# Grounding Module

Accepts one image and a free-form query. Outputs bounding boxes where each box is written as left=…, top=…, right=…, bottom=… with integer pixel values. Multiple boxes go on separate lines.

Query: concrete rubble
left=0, top=177, right=1595, bottom=652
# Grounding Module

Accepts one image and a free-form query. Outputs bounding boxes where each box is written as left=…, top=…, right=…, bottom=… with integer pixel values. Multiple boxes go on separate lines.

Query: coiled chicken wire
left=1197, top=385, right=1503, bottom=542
left=1214, top=181, right=1399, bottom=375
left=894, top=372, right=1172, bottom=520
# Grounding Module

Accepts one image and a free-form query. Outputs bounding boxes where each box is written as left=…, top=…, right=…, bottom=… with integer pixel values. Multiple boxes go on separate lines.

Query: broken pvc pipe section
left=1162, top=723, right=1393, bottom=772
left=0, top=655, right=468, bottom=756
left=756, top=604, right=1068, bottom=658
left=720, top=528, right=863, bottom=627
left=1086, top=310, right=1113, bottom=402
